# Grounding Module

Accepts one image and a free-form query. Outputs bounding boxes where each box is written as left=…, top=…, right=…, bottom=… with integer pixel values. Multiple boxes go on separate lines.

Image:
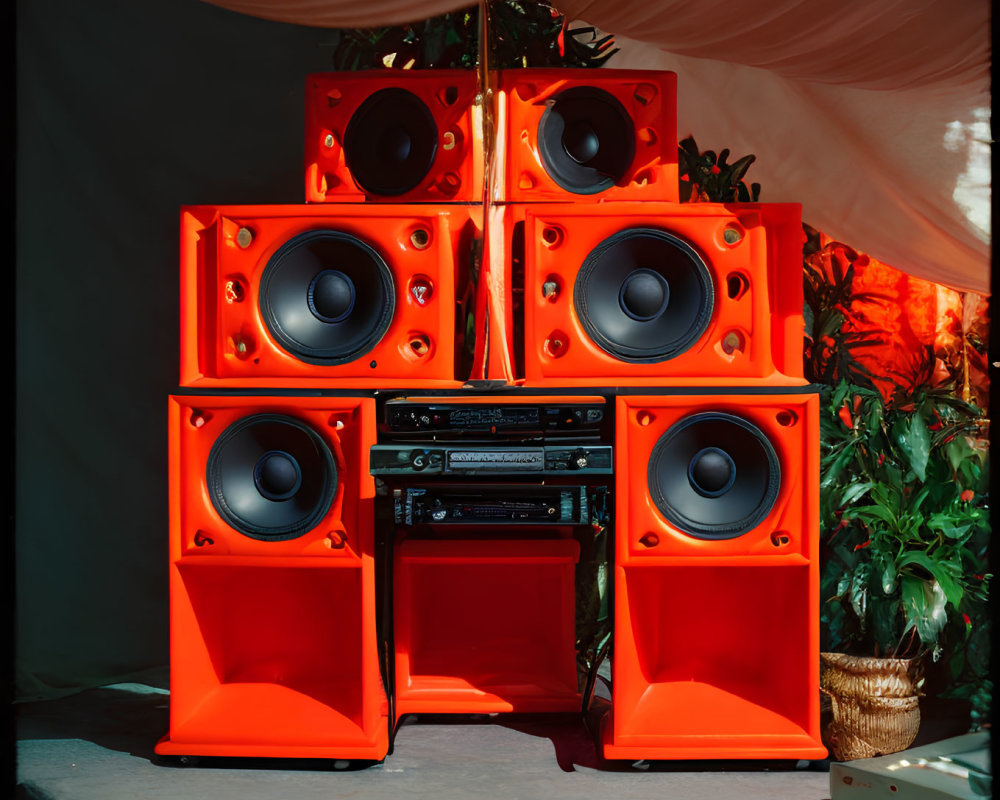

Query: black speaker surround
left=647, top=412, right=780, bottom=538
left=573, top=228, right=714, bottom=363
left=206, top=413, right=338, bottom=540
left=343, top=87, right=439, bottom=197
left=259, top=230, right=395, bottom=366
left=537, top=86, right=636, bottom=195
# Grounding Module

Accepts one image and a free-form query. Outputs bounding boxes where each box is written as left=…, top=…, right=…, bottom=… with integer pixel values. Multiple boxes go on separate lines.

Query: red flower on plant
left=961, top=489, right=975, bottom=502
left=710, top=164, right=721, bottom=174
left=963, top=613, right=972, bottom=628
left=853, top=540, right=871, bottom=551
left=838, top=402, right=853, bottom=429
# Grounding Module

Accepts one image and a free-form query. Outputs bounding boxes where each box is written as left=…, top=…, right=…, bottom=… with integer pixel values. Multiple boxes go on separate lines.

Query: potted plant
left=817, top=381, right=989, bottom=758
left=805, top=235, right=991, bottom=760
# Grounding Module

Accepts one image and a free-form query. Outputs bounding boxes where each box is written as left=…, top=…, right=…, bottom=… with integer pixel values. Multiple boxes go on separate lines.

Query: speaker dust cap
left=260, top=229, right=395, bottom=366
left=574, top=228, right=714, bottom=362
left=207, top=414, right=338, bottom=540
left=648, top=412, right=779, bottom=538
left=343, top=87, right=439, bottom=196
left=538, top=86, right=635, bottom=195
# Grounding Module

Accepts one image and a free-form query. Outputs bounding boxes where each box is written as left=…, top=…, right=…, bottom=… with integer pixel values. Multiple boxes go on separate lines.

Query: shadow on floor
left=15, top=682, right=973, bottom=775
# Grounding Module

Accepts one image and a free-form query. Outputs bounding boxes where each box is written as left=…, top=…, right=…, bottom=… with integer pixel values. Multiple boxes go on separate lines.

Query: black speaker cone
left=574, top=228, right=714, bottom=362
left=207, top=414, right=338, bottom=540
left=648, top=412, right=780, bottom=538
left=343, top=88, right=438, bottom=196
left=538, top=86, right=635, bottom=195
left=260, top=230, right=395, bottom=366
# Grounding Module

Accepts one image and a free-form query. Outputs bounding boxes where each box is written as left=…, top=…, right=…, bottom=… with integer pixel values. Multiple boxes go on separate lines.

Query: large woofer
left=207, top=414, right=338, bottom=540
left=343, top=88, right=438, bottom=196
left=259, top=230, right=395, bottom=365
left=537, top=86, right=635, bottom=194
left=647, top=412, right=780, bottom=538
left=574, top=228, right=714, bottom=362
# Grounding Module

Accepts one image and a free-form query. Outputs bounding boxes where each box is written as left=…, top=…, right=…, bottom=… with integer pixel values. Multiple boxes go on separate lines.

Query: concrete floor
left=15, top=677, right=835, bottom=800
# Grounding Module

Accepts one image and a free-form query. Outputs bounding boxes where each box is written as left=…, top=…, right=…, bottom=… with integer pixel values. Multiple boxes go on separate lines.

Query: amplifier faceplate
left=370, top=444, right=613, bottom=476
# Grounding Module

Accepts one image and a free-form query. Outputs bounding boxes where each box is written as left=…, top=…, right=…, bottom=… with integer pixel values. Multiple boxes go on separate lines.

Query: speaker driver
left=537, top=86, right=635, bottom=195
left=574, top=228, right=713, bottom=362
left=647, top=412, right=780, bottom=538
left=343, top=88, right=439, bottom=196
left=259, top=230, right=395, bottom=366
left=207, top=414, right=338, bottom=540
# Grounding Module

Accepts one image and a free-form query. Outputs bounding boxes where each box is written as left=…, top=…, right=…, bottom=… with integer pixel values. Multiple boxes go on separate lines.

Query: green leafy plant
left=326, top=1, right=617, bottom=71
left=678, top=136, right=761, bottom=203
left=805, top=224, right=991, bottom=729
left=816, top=378, right=991, bottom=727
left=488, top=1, right=618, bottom=68
left=803, top=236, right=889, bottom=389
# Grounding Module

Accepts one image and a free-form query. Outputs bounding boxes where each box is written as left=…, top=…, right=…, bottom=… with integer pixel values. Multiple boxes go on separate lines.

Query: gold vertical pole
left=478, top=0, right=496, bottom=208
left=961, top=292, right=972, bottom=404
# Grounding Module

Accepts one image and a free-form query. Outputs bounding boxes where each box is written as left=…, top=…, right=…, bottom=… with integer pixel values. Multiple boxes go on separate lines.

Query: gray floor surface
left=15, top=676, right=836, bottom=800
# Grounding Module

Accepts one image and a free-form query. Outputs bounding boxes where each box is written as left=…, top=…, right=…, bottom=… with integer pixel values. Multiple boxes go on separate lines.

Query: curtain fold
left=200, top=0, right=991, bottom=293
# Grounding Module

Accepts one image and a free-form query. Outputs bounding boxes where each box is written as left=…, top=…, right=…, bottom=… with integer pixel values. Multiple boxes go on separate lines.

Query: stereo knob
left=411, top=452, right=428, bottom=470
left=573, top=449, right=589, bottom=469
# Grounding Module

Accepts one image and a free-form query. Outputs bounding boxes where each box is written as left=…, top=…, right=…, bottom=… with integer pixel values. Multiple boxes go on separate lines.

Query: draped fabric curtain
left=200, top=0, right=991, bottom=294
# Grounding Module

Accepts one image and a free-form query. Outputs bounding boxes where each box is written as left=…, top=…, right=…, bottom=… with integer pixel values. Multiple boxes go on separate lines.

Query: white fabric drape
left=202, top=0, right=991, bottom=293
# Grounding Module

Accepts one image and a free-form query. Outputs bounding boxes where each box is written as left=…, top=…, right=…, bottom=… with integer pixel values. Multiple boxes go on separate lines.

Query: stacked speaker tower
left=157, top=66, right=826, bottom=764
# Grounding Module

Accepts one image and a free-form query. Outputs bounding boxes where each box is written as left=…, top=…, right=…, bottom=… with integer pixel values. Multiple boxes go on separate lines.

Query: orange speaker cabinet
left=305, top=70, right=483, bottom=203
left=502, top=202, right=805, bottom=387
left=179, top=204, right=480, bottom=389
left=494, top=69, right=677, bottom=204
left=601, top=394, right=825, bottom=760
left=393, top=537, right=581, bottom=718
left=156, top=395, right=389, bottom=761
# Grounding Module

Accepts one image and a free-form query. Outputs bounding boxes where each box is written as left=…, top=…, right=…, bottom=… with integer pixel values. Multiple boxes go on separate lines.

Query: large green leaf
left=822, top=443, right=858, bottom=489
left=849, top=562, right=871, bottom=620
left=839, top=481, right=875, bottom=508
left=897, top=412, right=932, bottom=481
left=853, top=503, right=896, bottom=527
left=898, top=551, right=964, bottom=608
left=901, top=575, right=947, bottom=645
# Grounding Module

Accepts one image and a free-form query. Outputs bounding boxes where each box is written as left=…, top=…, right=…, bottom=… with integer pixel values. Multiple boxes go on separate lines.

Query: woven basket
left=820, top=652, right=923, bottom=761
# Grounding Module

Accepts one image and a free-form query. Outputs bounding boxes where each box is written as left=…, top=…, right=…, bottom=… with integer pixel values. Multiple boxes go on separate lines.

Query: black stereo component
left=392, top=485, right=604, bottom=525
left=382, top=398, right=606, bottom=438
left=370, top=444, right=613, bottom=476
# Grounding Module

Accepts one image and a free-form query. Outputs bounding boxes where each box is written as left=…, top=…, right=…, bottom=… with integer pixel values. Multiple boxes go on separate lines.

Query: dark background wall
left=16, top=0, right=339, bottom=699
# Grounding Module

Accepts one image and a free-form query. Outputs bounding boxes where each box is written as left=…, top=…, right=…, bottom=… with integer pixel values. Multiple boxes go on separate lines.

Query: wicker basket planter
left=820, top=652, right=923, bottom=761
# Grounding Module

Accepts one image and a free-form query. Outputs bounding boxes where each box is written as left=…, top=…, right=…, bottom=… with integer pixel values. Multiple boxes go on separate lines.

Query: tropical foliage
left=327, top=1, right=617, bottom=71
left=805, top=233, right=992, bottom=729
left=678, top=136, right=761, bottom=203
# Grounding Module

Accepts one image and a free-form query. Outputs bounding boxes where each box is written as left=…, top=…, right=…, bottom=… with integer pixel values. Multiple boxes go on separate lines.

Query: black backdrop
left=16, top=0, right=340, bottom=700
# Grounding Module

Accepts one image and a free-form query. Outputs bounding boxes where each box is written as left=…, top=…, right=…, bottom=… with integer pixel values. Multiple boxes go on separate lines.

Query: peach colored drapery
left=201, top=0, right=991, bottom=294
